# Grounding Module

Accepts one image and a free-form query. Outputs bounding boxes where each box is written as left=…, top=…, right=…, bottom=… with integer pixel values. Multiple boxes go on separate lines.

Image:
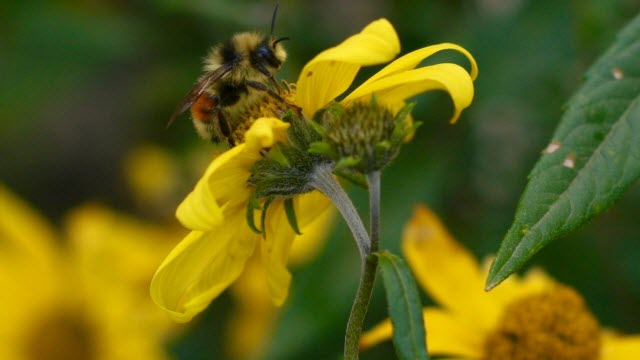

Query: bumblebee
left=168, top=4, right=290, bottom=146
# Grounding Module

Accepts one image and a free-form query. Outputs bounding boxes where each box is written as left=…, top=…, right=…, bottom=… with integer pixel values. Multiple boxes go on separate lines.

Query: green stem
left=310, top=163, right=370, bottom=259
left=343, top=171, right=382, bottom=360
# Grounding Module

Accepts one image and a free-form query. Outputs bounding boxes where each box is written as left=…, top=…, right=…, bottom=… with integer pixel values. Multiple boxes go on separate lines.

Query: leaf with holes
left=376, top=250, right=429, bottom=360
left=486, top=14, right=640, bottom=290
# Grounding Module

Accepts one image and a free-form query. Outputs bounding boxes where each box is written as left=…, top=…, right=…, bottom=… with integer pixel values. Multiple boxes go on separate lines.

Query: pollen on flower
left=483, top=285, right=601, bottom=360
left=232, top=91, right=297, bottom=145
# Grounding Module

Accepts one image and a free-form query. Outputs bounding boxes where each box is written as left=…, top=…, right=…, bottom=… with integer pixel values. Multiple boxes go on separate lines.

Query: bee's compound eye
left=254, top=43, right=281, bottom=69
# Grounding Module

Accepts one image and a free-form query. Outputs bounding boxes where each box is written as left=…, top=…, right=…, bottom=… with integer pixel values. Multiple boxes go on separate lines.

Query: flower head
left=0, top=185, right=181, bottom=360
left=360, top=205, right=640, bottom=359
left=151, top=18, right=477, bottom=322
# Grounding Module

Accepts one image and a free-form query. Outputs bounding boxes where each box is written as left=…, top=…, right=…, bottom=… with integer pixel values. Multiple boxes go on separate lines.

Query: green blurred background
left=2, top=0, right=639, bottom=359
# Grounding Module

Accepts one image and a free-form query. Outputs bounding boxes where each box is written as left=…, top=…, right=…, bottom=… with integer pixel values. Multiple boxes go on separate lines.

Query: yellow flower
left=360, top=205, right=640, bottom=359
left=151, top=18, right=477, bottom=323
left=0, top=185, right=182, bottom=360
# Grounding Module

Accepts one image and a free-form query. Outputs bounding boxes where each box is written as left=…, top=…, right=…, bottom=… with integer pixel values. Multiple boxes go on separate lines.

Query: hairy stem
left=310, top=163, right=370, bottom=259
left=344, top=171, right=382, bottom=360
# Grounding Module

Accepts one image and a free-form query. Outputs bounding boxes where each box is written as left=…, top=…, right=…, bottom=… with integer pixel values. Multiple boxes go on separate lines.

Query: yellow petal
left=176, top=117, right=289, bottom=231
left=260, top=200, right=295, bottom=306
left=227, top=255, right=276, bottom=359
left=0, top=184, right=60, bottom=269
left=344, top=63, right=475, bottom=123
left=355, top=43, right=478, bottom=88
left=402, top=205, right=500, bottom=329
left=288, top=192, right=336, bottom=266
left=150, top=208, right=257, bottom=322
left=295, top=18, right=400, bottom=117
left=601, top=331, right=640, bottom=360
left=360, top=307, right=484, bottom=358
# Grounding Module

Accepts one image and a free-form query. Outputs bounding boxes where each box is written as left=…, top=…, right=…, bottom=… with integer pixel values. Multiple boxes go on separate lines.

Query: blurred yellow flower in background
left=0, top=185, right=183, bottom=360
left=360, top=205, right=640, bottom=359
left=151, top=18, right=477, bottom=324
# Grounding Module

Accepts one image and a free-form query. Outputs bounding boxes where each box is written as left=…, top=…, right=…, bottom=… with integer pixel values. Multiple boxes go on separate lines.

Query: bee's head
left=251, top=36, right=288, bottom=74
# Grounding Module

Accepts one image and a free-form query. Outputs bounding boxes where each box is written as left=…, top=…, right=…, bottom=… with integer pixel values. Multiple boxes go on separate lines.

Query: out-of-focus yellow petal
left=360, top=307, right=484, bottom=358
left=356, top=43, right=478, bottom=88
left=65, top=204, right=182, bottom=286
left=402, top=205, right=500, bottom=330
left=288, top=193, right=336, bottom=266
left=150, top=209, right=257, bottom=323
left=176, top=118, right=289, bottom=231
left=123, top=144, right=180, bottom=209
left=601, top=331, right=640, bottom=360
left=227, top=255, right=275, bottom=359
left=0, top=184, right=59, bottom=267
left=344, top=63, right=475, bottom=123
left=295, top=19, right=400, bottom=117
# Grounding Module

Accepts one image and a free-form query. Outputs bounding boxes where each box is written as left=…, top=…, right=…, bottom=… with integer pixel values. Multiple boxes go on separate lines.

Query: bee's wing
left=167, top=64, right=233, bottom=128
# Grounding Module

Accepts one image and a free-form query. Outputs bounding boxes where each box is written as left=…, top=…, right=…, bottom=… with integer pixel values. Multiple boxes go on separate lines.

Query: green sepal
left=284, top=197, right=302, bottom=235
left=335, top=156, right=361, bottom=170
left=246, top=195, right=263, bottom=234
left=260, top=197, right=274, bottom=238
left=309, top=120, right=327, bottom=137
left=308, top=141, right=338, bottom=159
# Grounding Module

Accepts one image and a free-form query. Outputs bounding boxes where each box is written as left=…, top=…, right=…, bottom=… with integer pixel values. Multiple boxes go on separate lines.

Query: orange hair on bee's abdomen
left=190, top=94, right=216, bottom=123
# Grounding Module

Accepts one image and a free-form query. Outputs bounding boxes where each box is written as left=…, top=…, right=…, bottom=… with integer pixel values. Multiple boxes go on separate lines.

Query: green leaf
left=487, top=14, right=640, bottom=290
left=376, top=251, right=429, bottom=360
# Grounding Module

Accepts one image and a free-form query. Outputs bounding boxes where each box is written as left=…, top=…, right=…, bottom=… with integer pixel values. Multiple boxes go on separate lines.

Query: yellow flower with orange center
left=360, top=205, right=640, bottom=359
left=151, top=18, right=478, bottom=323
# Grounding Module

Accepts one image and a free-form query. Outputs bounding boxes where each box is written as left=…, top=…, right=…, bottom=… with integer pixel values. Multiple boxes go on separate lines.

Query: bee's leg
left=211, top=95, right=235, bottom=147
left=245, top=80, right=302, bottom=113
left=254, top=63, right=283, bottom=94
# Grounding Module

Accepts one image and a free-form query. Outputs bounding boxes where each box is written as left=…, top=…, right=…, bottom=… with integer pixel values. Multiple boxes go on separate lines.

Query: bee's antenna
left=273, top=37, right=290, bottom=47
left=270, top=1, right=279, bottom=37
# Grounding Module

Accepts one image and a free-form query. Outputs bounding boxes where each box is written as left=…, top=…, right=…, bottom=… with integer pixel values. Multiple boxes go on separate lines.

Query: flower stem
left=310, top=163, right=370, bottom=259
left=343, top=171, right=382, bottom=360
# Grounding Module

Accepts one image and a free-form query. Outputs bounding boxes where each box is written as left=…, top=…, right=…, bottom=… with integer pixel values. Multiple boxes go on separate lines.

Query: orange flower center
left=24, top=309, right=97, bottom=360
left=484, top=285, right=601, bottom=360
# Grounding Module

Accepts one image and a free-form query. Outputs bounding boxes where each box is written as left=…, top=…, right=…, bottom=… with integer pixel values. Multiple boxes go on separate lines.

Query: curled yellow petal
left=295, top=18, right=400, bottom=117
left=344, top=63, right=475, bottom=123
left=356, top=43, right=478, bottom=88
left=150, top=210, right=257, bottom=322
left=402, top=205, right=500, bottom=329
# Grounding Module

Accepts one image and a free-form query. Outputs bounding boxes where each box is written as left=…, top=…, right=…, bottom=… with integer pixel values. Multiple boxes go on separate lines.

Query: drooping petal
left=260, top=192, right=333, bottom=304
left=356, top=43, right=478, bottom=88
left=150, top=208, right=257, bottom=322
left=402, top=205, right=500, bottom=329
left=360, top=307, right=484, bottom=358
left=288, top=192, right=335, bottom=266
left=295, top=18, right=400, bottom=117
left=227, top=254, right=276, bottom=359
left=343, top=63, right=475, bottom=123
left=601, top=331, right=640, bottom=360
left=260, top=200, right=295, bottom=306
left=176, top=118, right=290, bottom=231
